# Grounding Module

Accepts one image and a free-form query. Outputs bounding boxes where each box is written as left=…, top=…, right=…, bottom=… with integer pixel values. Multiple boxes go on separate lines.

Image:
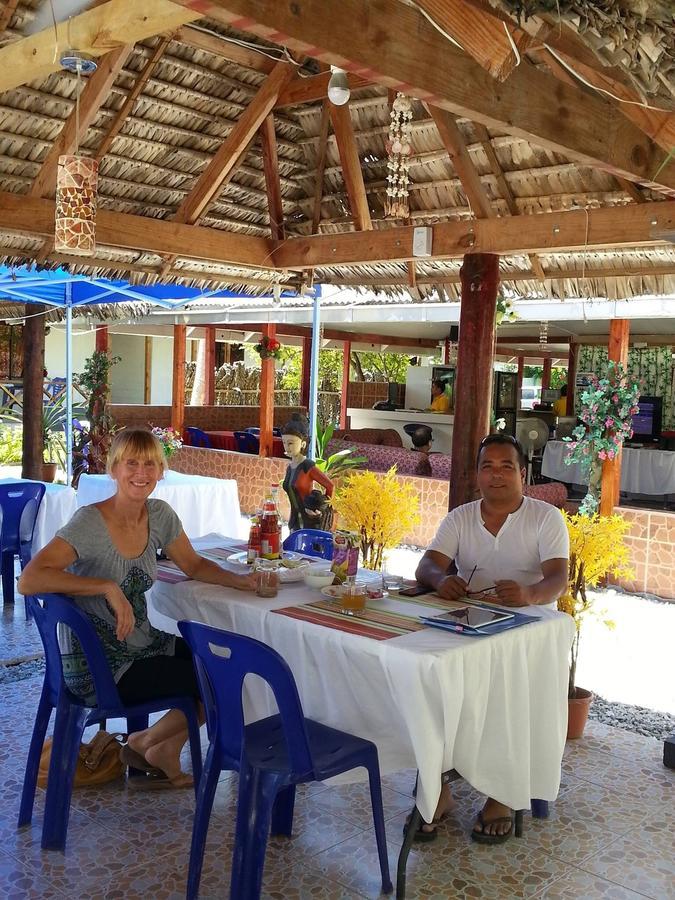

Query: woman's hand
left=103, top=583, right=135, bottom=641
left=229, top=572, right=258, bottom=592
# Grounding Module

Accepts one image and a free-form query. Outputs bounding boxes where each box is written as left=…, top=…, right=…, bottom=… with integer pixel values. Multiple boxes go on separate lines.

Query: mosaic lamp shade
left=55, top=155, right=99, bottom=256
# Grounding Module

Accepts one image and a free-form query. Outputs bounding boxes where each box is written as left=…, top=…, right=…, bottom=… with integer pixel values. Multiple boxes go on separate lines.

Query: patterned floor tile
left=303, top=832, right=399, bottom=900
left=540, top=868, right=655, bottom=899
left=580, top=833, right=675, bottom=899
left=0, top=847, right=66, bottom=899
left=312, top=781, right=415, bottom=830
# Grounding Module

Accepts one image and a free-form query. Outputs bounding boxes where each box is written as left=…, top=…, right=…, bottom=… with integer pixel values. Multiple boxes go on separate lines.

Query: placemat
left=272, top=599, right=426, bottom=640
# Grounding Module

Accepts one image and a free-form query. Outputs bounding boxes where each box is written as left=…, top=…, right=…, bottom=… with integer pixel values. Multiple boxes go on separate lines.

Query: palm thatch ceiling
left=0, top=0, right=672, bottom=304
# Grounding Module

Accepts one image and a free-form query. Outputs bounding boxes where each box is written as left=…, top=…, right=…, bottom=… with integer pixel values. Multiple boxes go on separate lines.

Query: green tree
left=351, top=351, right=412, bottom=382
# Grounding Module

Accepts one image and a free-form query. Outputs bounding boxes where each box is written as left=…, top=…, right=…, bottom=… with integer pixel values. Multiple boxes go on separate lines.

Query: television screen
left=631, top=396, right=662, bottom=441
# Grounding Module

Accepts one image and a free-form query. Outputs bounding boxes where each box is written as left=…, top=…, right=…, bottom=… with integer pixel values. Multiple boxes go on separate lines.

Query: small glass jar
left=256, top=561, right=279, bottom=598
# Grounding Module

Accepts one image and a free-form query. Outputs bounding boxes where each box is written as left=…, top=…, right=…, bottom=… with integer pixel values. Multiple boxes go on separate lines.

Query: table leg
left=396, top=805, right=421, bottom=900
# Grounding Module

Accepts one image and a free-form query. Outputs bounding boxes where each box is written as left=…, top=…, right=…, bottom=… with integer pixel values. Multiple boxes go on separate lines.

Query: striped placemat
left=272, top=599, right=426, bottom=640
left=156, top=541, right=247, bottom=584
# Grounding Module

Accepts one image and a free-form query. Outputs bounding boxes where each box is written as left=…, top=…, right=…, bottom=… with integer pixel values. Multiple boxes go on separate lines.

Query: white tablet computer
left=423, top=602, right=514, bottom=630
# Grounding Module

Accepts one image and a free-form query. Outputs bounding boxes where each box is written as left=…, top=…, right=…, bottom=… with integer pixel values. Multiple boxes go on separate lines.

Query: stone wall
left=110, top=405, right=306, bottom=432
left=346, top=382, right=405, bottom=410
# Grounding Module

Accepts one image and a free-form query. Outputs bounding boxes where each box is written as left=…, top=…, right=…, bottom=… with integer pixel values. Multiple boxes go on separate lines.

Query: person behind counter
left=427, top=379, right=451, bottom=414
left=552, top=384, right=567, bottom=417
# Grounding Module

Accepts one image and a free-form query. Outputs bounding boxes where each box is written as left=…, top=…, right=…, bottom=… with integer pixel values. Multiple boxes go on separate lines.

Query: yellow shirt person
left=427, top=379, right=451, bottom=414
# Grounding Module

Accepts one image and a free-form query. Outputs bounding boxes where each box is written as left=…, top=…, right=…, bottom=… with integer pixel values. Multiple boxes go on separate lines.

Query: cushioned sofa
left=326, top=439, right=568, bottom=508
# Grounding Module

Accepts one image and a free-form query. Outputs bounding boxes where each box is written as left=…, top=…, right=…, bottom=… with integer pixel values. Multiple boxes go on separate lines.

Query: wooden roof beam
left=0, top=0, right=19, bottom=34
left=272, top=200, right=675, bottom=269
left=259, top=114, right=285, bottom=241
left=276, top=71, right=373, bottom=108
left=228, top=322, right=439, bottom=348
left=0, top=0, right=198, bottom=93
left=311, top=101, right=331, bottom=235
left=176, top=24, right=275, bottom=73
left=173, top=0, right=675, bottom=195
left=328, top=101, right=372, bottom=231
left=428, top=106, right=494, bottom=219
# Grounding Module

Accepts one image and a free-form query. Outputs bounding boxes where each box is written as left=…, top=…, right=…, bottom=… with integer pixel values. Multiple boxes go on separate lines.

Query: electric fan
left=515, top=417, right=549, bottom=485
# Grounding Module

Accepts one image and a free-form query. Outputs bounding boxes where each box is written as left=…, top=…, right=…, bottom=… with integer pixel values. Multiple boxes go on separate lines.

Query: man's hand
left=436, top=575, right=468, bottom=600
left=494, top=580, right=532, bottom=607
left=103, top=583, right=135, bottom=641
left=231, top=572, right=258, bottom=592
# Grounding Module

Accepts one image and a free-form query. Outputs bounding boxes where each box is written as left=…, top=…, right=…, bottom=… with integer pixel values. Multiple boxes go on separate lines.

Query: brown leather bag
left=38, top=730, right=126, bottom=789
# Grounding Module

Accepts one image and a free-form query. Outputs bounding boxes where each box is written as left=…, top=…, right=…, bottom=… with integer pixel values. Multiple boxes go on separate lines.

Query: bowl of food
left=302, top=563, right=336, bottom=589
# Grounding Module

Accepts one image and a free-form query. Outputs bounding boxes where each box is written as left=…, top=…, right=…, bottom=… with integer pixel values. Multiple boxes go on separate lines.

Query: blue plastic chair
left=18, top=594, right=203, bottom=851
left=282, top=528, right=334, bottom=560
left=233, top=431, right=259, bottom=454
left=0, top=481, right=45, bottom=608
left=186, top=427, right=212, bottom=448
left=178, top=621, right=393, bottom=900
left=245, top=427, right=281, bottom=437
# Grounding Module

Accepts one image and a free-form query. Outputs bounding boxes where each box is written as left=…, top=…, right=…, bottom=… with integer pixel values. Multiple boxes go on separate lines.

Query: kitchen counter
left=346, top=407, right=454, bottom=453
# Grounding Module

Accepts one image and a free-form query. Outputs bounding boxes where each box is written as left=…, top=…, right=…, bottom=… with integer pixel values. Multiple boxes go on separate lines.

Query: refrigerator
left=493, top=371, right=518, bottom=436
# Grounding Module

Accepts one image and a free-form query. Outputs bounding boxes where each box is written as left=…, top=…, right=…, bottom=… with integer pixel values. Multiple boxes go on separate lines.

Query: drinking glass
left=256, top=561, right=279, bottom=598
left=339, top=580, right=367, bottom=615
left=382, top=573, right=402, bottom=594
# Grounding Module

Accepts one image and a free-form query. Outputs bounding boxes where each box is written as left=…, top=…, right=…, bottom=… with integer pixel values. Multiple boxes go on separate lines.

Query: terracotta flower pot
left=41, top=462, right=58, bottom=483
left=567, top=687, right=593, bottom=740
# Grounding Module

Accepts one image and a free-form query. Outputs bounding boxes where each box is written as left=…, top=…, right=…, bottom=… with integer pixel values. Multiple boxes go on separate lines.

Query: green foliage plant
left=0, top=425, right=23, bottom=464
left=313, top=420, right=367, bottom=478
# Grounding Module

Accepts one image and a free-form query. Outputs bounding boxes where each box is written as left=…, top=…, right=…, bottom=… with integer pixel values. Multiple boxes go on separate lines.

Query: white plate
left=228, top=550, right=309, bottom=583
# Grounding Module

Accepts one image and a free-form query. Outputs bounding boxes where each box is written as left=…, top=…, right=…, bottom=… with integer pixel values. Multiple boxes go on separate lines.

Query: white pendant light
left=327, top=66, right=350, bottom=106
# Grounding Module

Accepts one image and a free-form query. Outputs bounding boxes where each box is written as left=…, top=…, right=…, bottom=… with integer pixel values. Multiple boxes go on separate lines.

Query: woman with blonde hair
left=19, top=428, right=256, bottom=789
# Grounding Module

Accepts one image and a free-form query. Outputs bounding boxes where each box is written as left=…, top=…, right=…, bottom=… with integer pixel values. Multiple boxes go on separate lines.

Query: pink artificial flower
left=605, top=418, right=613, bottom=427
left=612, top=394, right=619, bottom=403
left=607, top=449, right=615, bottom=460
left=598, top=450, right=607, bottom=460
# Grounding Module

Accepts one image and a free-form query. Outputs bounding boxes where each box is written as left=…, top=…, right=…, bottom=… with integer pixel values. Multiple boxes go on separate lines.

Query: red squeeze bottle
left=247, top=515, right=261, bottom=564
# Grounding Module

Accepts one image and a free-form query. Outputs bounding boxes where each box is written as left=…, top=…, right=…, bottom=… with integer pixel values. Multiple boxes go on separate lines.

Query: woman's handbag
left=37, top=730, right=126, bottom=789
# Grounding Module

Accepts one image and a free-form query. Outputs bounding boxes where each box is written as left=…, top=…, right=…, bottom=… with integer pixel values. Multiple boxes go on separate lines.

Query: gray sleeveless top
left=56, top=499, right=183, bottom=702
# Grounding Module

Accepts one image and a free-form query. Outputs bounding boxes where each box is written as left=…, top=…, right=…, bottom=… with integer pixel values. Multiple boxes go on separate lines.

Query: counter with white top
left=346, top=408, right=454, bottom=452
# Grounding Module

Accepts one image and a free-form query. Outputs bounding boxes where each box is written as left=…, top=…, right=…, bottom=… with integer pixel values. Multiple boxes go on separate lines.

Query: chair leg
left=18, top=689, right=53, bottom=828
left=270, top=785, right=295, bottom=836
left=514, top=809, right=524, bottom=838
left=230, top=767, right=280, bottom=900
left=365, top=755, right=393, bottom=894
left=186, top=746, right=221, bottom=900
left=397, top=805, right=421, bottom=900
left=41, top=701, right=88, bottom=851
left=531, top=799, right=549, bottom=819
left=182, top=701, right=203, bottom=796
left=1, top=550, right=15, bottom=605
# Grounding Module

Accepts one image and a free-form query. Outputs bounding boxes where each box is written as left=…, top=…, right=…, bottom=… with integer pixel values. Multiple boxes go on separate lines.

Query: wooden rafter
left=29, top=45, right=133, bottom=199
left=176, top=24, right=275, bottom=74
left=259, top=113, right=285, bottom=241
left=428, top=106, right=494, bottom=219
left=0, top=0, right=198, bottom=93
left=328, top=101, right=372, bottom=231
left=170, top=0, right=675, bottom=195
left=228, top=323, right=439, bottom=348
left=276, top=71, right=372, bottom=108
left=311, top=101, right=331, bottom=235
left=0, top=0, right=19, bottom=34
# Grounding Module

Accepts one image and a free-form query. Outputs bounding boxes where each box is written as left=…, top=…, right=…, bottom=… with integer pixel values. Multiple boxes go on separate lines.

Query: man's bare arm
left=416, top=550, right=467, bottom=600
left=495, top=558, right=569, bottom=607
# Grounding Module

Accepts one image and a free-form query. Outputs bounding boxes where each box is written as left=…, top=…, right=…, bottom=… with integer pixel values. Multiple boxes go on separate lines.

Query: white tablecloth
left=0, top=478, right=78, bottom=553
left=76, top=471, right=244, bottom=539
left=542, top=441, right=675, bottom=495
left=149, top=537, right=574, bottom=824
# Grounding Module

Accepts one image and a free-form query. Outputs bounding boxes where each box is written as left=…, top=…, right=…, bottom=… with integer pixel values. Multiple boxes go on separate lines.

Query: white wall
left=44, top=327, right=96, bottom=379
left=150, top=336, right=174, bottom=405
left=109, top=333, right=146, bottom=404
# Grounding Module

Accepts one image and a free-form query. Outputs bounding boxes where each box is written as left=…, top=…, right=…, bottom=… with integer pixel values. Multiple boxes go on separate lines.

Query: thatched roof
left=0, top=0, right=672, bottom=304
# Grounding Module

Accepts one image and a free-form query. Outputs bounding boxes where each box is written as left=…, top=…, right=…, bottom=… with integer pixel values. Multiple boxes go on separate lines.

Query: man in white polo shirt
left=413, top=433, right=569, bottom=844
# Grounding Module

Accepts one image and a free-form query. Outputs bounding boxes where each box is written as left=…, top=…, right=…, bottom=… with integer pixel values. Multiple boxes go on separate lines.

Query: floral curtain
left=577, top=345, right=674, bottom=430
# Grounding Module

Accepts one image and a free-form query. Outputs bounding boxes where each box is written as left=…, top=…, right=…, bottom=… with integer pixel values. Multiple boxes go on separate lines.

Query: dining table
left=76, top=470, right=245, bottom=539
left=204, top=430, right=286, bottom=458
left=148, top=535, right=575, bottom=829
left=0, top=477, right=78, bottom=553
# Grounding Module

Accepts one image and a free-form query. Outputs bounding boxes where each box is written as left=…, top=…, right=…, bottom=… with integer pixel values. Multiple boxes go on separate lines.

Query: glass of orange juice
left=339, top=580, right=367, bottom=615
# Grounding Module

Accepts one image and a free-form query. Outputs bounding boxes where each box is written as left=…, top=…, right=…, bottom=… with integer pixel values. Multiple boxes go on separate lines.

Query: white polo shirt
left=428, top=496, right=569, bottom=608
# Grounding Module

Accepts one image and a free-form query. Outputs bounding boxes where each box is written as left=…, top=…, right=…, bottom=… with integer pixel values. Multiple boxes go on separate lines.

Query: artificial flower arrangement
left=563, top=361, right=641, bottom=515
left=254, top=335, right=282, bottom=360
left=150, top=425, right=183, bottom=459
left=330, top=467, right=420, bottom=570
left=495, top=296, right=518, bottom=325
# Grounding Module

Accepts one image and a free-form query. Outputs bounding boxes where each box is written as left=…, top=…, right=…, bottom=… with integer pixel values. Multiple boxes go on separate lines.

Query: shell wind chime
left=384, top=93, right=413, bottom=219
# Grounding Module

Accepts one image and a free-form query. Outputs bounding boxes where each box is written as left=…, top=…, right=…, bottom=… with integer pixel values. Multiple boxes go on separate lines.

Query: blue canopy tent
left=0, top=265, right=304, bottom=479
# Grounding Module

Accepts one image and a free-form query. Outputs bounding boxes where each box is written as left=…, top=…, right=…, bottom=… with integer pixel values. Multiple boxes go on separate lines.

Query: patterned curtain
left=577, top=345, right=674, bottom=430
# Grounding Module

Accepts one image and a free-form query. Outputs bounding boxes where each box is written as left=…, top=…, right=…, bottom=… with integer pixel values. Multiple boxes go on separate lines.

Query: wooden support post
left=450, top=253, right=499, bottom=510
left=259, top=324, right=276, bottom=458
left=340, top=340, right=351, bottom=430
left=171, top=325, right=186, bottom=437
left=95, top=325, right=109, bottom=354
left=300, top=335, right=312, bottom=410
left=517, top=356, right=524, bottom=406
left=204, top=325, right=216, bottom=406
left=542, top=358, right=552, bottom=390
left=21, top=303, right=46, bottom=480
left=144, top=337, right=152, bottom=404
left=600, top=320, right=630, bottom=516
left=444, top=338, right=450, bottom=365
left=566, top=342, right=578, bottom=415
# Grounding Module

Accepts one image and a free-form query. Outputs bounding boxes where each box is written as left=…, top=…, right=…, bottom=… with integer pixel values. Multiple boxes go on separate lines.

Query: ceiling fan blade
left=24, top=0, right=93, bottom=37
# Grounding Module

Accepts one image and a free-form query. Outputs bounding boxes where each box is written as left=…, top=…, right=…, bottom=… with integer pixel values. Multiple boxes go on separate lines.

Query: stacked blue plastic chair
left=282, top=529, right=333, bottom=560
left=0, top=481, right=45, bottom=608
left=233, top=431, right=259, bottom=454
left=178, top=621, right=392, bottom=900
left=186, top=427, right=212, bottom=448
left=18, top=594, right=202, bottom=851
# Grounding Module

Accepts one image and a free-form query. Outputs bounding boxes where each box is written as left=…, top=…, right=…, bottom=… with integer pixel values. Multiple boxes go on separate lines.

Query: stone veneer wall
left=346, top=382, right=405, bottom=409
left=110, top=405, right=306, bottom=432
left=171, top=447, right=675, bottom=602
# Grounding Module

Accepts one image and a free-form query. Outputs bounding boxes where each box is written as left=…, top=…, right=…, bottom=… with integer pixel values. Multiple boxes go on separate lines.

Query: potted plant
left=563, top=361, right=641, bottom=515
left=150, top=425, right=183, bottom=462
left=314, top=421, right=367, bottom=479
left=72, top=351, right=121, bottom=485
left=253, top=335, right=282, bottom=361
left=42, top=401, right=67, bottom=482
left=559, top=511, right=632, bottom=738
left=331, top=466, right=420, bottom=570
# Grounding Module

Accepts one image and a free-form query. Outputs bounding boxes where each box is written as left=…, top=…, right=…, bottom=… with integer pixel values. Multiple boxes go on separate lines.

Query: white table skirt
left=149, top=538, right=574, bottom=824
left=76, top=470, right=244, bottom=539
left=542, top=441, right=675, bottom=495
left=0, top=478, right=78, bottom=553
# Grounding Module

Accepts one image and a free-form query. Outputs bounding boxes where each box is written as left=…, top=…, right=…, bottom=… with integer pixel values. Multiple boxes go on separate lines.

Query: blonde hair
left=106, top=428, right=166, bottom=474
